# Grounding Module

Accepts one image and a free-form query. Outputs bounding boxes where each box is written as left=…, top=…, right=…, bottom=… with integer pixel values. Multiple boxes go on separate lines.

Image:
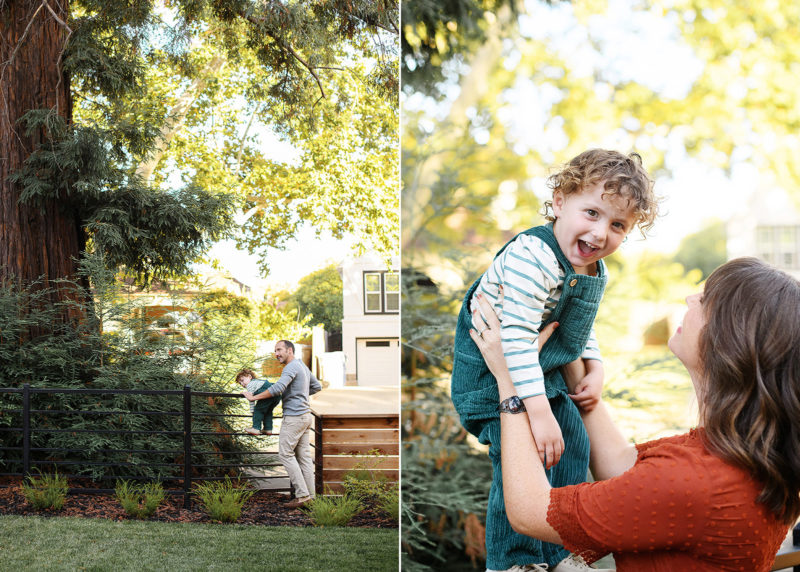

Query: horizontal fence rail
left=0, top=385, right=320, bottom=508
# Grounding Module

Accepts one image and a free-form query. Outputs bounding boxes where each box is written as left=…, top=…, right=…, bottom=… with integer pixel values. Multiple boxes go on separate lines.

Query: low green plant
left=301, top=490, right=363, bottom=527
left=21, top=470, right=68, bottom=510
left=377, top=486, right=400, bottom=520
left=193, top=477, right=254, bottom=523
left=341, top=449, right=393, bottom=503
left=115, top=480, right=166, bottom=519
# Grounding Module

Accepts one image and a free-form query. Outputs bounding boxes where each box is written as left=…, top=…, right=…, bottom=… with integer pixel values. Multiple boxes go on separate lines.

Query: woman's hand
left=468, top=293, right=507, bottom=380
left=468, top=290, right=558, bottom=379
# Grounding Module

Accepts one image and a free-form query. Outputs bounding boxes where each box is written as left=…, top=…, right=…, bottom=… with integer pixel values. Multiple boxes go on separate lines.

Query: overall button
left=569, top=278, right=578, bottom=287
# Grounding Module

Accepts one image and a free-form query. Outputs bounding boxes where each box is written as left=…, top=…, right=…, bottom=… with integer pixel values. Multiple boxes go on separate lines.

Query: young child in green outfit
left=451, top=149, right=658, bottom=572
left=237, top=368, right=281, bottom=435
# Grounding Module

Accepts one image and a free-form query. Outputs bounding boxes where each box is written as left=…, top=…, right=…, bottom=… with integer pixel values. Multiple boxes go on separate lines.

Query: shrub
left=341, top=449, right=393, bottom=503
left=115, top=480, right=166, bottom=519
left=22, top=471, right=68, bottom=510
left=0, top=262, right=258, bottom=483
left=301, top=490, right=363, bottom=527
left=193, top=477, right=254, bottom=523
left=377, top=486, right=400, bottom=520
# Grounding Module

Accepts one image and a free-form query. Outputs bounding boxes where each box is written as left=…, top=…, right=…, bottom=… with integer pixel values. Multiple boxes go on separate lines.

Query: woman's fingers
left=468, top=327, right=484, bottom=347
left=538, top=321, right=559, bottom=350
left=475, top=293, right=501, bottom=330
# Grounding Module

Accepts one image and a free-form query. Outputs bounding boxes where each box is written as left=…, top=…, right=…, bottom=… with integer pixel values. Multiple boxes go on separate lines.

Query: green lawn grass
left=0, top=515, right=398, bottom=571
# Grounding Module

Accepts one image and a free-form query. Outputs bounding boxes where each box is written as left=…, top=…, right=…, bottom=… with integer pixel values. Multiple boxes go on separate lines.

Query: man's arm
left=309, top=373, right=322, bottom=395
left=245, top=366, right=293, bottom=401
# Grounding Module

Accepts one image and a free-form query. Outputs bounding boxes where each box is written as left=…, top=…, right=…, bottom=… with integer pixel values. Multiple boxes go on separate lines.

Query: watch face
left=499, top=396, right=525, bottom=413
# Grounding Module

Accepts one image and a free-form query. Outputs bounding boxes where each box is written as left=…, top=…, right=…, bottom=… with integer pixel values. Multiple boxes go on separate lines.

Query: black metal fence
left=0, top=385, right=322, bottom=507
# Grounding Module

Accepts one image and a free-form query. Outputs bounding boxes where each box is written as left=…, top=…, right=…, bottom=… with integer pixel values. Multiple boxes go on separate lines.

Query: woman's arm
left=469, top=294, right=561, bottom=543
left=562, top=360, right=638, bottom=480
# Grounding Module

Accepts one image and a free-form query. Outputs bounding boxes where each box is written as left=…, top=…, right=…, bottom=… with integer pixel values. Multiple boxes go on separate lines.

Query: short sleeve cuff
left=547, top=485, right=607, bottom=564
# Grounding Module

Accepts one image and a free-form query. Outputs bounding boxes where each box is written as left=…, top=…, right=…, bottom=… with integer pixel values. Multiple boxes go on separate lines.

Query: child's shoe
left=244, top=427, right=261, bottom=435
left=261, top=430, right=274, bottom=435
left=551, top=554, right=613, bottom=572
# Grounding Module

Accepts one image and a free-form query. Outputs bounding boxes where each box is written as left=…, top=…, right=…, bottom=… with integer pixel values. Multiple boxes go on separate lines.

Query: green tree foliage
left=659, top=0, right=800, bottom=196
left=0, top=258, right=256, bottom=482
left=287, top=264, right=343, bottom=333
left=401, top=274, right=494, bottom=568
left=257, top=298, right=312, bottom=342
left=401, top=0, right=524, bottom=95
left=672, top=219, right=727, bottom=280
left=191, top=288, right=261, bottom=385
left=2, top=0, right=399, bottom=297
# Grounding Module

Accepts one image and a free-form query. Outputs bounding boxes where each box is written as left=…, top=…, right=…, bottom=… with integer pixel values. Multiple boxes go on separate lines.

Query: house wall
left=727, top=188, right=800, bottom=280
left=340, top=253, right=400, bottom=386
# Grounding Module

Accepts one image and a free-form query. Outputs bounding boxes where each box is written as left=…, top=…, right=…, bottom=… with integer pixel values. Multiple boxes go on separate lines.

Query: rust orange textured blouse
left=547, top=429, right=788, bottom=571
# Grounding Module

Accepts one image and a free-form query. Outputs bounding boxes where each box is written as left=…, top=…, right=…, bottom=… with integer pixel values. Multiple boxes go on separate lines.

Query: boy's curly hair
left=542, top=149, right=659, bottom=235
left=236, top=368, right=257, bottom=383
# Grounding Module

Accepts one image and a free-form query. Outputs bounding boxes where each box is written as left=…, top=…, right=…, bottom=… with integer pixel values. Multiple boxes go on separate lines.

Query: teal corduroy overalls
left=252, top=380, right=281, bottom=433
left=450, top=223, right=607, bottom=570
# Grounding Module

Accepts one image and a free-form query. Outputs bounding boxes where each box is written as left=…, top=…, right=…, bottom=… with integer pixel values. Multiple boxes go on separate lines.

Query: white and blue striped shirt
left=470, top=234, right=602, bottom=399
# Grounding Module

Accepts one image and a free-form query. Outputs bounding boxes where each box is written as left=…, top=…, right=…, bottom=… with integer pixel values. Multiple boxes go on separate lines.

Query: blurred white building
left=727, top=188, right=800, bottom=280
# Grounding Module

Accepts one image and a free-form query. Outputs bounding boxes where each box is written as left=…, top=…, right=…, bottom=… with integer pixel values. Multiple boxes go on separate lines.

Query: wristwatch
left=497, top=395, right=526, bottom=414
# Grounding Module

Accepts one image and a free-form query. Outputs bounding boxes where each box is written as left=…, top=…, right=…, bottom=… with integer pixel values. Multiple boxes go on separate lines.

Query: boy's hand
left=569, top=360, right=603, bottom=412
left=242, top=391, right=256, bottom=402
left=523, top=394, right=564, bottom=469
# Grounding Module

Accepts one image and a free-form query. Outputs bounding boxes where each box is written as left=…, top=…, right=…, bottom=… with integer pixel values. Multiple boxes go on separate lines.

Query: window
left=756, top=225, right=800, bottom=270
left=384, top=272, right=399, bottom=312
left=363, top=271, right=399, bottom=314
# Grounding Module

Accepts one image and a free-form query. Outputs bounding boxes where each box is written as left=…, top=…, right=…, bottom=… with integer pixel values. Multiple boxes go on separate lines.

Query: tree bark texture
left=1, top=1, right=86, bottom=306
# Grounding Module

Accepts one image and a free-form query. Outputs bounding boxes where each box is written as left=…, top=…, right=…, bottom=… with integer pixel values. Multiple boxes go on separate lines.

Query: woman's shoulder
left=634, top=429, right=767, bottom=494
left=635, top=428, right=702, bottom=453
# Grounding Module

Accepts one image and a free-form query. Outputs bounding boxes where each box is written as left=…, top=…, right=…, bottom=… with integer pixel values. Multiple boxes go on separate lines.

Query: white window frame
left=363, top=271, right=399, bottom=314
left=756, top=224, right=800, bottom=270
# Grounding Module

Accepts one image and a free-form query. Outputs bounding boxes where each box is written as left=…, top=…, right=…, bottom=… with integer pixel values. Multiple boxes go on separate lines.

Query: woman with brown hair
left=469, top=257, right=800, bottom=571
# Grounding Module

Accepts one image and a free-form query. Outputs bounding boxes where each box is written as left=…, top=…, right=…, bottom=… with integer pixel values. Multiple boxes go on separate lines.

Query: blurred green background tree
left=287, top=264, right=344, bottom=334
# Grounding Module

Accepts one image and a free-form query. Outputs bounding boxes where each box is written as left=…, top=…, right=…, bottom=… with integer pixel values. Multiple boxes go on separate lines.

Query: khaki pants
left=278, top=413, right=315, bottom=498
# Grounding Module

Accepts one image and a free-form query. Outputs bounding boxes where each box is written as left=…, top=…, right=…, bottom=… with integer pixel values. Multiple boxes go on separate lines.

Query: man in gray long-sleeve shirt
left=244, top=340, right=322, bottom=508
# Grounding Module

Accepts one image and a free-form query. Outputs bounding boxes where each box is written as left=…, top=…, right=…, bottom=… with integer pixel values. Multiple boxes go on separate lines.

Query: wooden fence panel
left=322, top=428, right=398, bottom=444
left=315, top=412, right=399, bottom=494
left=322, top=442, right=399, bottom=456
left=321, top=417, right=399, bottom=429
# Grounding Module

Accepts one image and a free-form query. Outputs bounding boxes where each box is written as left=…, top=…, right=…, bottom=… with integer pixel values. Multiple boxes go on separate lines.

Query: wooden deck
left=310, top=386, right=399, bottom=416
left=310, top=386, right=399, bottom=493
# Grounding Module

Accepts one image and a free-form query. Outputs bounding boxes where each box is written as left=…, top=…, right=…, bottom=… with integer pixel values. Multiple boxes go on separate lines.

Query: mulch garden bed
left=0, top=480, right=396, bottom=528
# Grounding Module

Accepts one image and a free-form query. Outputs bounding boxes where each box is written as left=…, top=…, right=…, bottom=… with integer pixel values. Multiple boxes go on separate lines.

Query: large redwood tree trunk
left=0, top=1, right=87, bottom=316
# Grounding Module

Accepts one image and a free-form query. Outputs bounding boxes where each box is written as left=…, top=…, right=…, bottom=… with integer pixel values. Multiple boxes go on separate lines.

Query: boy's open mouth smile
left=577, top=239, right=599, bottom=257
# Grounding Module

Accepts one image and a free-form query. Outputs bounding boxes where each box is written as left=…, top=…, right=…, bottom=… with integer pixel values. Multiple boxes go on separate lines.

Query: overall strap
left=527, top=224, right=607, bottom=323
left=462, top=224, right=550, bottom=302
left=525, top=223, right=574, bottom=275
